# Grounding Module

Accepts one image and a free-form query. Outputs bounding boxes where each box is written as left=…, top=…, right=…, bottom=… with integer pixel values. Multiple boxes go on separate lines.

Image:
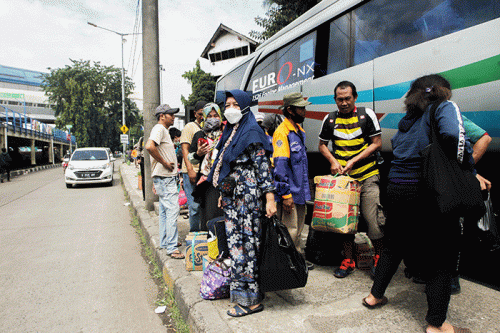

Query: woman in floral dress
left=208, top=89, right=276, bottom=317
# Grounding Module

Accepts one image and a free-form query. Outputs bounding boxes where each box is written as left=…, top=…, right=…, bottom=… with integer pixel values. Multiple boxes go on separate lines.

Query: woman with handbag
left=362, top=74, right=475, bottom=333
left=207, top=89, right=277, bottom=317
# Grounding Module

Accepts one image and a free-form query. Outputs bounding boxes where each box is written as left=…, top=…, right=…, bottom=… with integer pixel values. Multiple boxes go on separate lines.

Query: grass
left=130, top=213, right=190, bottom=333
left=123, top=180, right=190, bottom=333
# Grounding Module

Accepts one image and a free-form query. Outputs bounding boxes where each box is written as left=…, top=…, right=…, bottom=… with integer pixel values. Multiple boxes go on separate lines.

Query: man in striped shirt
left=318, top=81, right=385, bottom=278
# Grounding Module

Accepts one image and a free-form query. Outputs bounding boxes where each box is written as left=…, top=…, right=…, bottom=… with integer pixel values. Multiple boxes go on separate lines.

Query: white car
left=65, top=148, right=115, bottom=188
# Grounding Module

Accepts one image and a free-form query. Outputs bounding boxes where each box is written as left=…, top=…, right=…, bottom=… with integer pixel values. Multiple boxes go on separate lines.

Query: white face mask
left=224, top=107, right=243, bottom=124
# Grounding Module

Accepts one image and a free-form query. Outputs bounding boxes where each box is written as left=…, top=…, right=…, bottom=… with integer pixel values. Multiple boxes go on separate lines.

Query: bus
left=214, top=0, right=500, bottom=287
left=215, top=0, right=500, bottom=164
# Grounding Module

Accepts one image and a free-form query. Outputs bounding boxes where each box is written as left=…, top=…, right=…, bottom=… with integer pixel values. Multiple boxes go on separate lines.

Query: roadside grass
left=122, top=185, right=190, bottom=333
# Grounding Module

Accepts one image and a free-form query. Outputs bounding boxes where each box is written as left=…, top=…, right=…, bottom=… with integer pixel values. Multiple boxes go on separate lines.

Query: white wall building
left=199, top=24, right=258, bottom=78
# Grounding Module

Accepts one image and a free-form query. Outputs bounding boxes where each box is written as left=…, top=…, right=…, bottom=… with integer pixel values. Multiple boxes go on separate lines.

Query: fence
left=0, top=105, right=75, bottom=144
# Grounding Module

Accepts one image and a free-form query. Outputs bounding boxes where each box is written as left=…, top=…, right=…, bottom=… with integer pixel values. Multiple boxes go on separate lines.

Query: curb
left=120, top=164, right=233, bottom=333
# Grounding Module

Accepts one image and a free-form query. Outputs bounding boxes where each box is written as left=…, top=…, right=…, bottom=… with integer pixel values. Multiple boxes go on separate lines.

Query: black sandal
left=227, top=304, right=264, bottom=317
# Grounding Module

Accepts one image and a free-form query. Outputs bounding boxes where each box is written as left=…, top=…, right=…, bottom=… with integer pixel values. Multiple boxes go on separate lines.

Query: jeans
left=182, top=172, right=201, bottom=232
left=153, top=176, right=179, bottom=254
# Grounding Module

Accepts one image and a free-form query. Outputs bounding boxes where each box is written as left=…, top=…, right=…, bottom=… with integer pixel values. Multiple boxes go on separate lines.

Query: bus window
left=327, top=13, right=350, bottom=74
left=215, top=60, right=251, bottom=105
left=247, top=31, right=317, bottom=98
left=217, top=60, right=250, bottom=92
left=351, top=0, right=500, bottom=66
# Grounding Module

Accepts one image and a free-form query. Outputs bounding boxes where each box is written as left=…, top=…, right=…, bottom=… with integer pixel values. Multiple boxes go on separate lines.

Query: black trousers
left=370, top=181, right=459, bottom=327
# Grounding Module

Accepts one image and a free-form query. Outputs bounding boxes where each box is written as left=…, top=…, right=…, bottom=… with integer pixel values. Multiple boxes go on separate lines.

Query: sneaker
left=370, top=254, right=380, bottom=278
left=334, top=259, right=355, bottom=278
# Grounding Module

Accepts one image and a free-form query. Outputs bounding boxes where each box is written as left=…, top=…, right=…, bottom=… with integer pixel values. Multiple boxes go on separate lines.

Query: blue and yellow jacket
left=272, top=118, right=311, bottom=205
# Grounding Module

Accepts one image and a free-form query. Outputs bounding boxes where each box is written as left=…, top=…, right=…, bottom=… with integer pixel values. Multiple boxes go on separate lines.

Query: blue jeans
left=182, top=172, right=201, bottom=232
left=153, top=176, right=179, bottom=254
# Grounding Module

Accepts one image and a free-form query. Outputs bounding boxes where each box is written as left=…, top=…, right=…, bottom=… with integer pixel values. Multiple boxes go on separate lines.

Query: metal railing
left=0, top=105, right=75, bottom=145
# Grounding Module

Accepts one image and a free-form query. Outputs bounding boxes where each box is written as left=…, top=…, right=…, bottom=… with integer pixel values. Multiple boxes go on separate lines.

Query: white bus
left=215, top=0, right=500, bottom=160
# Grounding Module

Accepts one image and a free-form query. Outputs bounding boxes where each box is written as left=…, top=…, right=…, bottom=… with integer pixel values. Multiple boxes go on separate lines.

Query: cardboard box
left=185, top=232, right=208, bottom=271
left=311, top=175, right=361, bottom=234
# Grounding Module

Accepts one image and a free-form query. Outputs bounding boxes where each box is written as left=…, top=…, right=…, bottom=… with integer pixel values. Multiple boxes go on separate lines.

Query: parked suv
left=65, top=148, right=115, bottom=188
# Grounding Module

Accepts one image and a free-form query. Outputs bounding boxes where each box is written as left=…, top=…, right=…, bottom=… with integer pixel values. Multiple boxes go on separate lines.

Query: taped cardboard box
left=311, top=175, right=361, bottom=234
left=185, top=232, right=208, bottom=271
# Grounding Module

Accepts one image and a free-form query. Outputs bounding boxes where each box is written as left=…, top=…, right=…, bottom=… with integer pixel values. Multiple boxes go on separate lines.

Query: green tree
left=250, top=0, right=321, bottom=42
left=42, top=59, right=140, bottom=151
left=181, top=60, right=217, bottom=110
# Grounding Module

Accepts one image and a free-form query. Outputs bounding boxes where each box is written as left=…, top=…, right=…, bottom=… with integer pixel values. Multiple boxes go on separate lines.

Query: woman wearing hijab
left=189, top=102, right=225, bottom=230
left=207, top=90, right=277, bottom=317
left=362, top=75, right=474, bottom=333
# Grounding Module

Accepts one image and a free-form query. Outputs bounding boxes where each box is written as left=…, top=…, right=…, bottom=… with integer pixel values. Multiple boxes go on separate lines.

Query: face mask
left=290, top=110, right=305, bottom=124
left=224, top=107, right=243, bottom=124
left=203, top=117, right=221, bottom=132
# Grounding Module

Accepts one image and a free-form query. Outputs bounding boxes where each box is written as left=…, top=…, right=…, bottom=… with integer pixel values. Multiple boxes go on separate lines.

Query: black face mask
left=290, top=110, right=305, bottom=124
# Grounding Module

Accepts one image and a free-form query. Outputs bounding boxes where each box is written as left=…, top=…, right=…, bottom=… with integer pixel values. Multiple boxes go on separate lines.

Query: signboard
left=120, top=125, right=129, bottom=134
left=120, top=134, right=129, bottom=144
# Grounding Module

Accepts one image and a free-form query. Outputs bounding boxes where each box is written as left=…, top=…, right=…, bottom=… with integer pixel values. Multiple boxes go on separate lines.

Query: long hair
left=404, top=74, right=452, bottom=118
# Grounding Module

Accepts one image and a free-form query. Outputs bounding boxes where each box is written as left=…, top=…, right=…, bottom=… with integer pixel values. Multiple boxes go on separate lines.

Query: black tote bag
left=420, top=103, right=485, bottom=222
left=258, top=215, right=308, bottom=292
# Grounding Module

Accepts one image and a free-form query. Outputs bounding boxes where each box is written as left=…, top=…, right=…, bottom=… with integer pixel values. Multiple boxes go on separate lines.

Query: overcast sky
left=0, top=0, right=268, bottom=111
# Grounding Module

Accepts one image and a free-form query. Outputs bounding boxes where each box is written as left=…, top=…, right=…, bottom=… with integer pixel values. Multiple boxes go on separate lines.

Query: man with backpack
left=318, top=81, right=385, bottom=278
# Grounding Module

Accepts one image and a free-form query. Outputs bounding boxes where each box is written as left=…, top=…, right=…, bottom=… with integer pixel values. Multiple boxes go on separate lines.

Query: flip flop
left=167, top=250, right=185, bottom=259
left=362, top=296, right=388, bottom=309
left=227, top=304, right=264, bottom=317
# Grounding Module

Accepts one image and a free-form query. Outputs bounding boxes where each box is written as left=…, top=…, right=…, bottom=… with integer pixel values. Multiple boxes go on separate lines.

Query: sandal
left=168, top=250, right=185, bottom=259
left=362, top=296, right=388, bottom=309
left=227, top=304, right=264, bottom=317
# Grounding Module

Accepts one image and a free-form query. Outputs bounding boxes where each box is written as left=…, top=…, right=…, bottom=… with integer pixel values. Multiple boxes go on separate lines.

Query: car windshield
left=71, top=150, right=108, bottom=161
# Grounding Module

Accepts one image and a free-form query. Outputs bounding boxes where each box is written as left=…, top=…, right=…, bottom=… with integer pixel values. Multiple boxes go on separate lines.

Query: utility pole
left=143, top=0, right=160, bottom=211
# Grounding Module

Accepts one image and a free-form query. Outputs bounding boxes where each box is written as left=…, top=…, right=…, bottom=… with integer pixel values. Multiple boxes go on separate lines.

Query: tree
left=42, top=59, right=140, bottom=151
left=250, top=0, right=321, bottom=42
left=181, top=60, right=217, bottom=110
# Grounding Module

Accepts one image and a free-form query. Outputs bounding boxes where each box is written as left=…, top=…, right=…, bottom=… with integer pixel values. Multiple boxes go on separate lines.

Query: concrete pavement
left=120, top=162, right=500, bottom=333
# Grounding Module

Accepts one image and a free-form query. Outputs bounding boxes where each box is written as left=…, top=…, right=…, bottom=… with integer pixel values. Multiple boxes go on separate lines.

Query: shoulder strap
left=356, top=107, right=368, bottom=135
left=428, top=103, right=441, bottom=144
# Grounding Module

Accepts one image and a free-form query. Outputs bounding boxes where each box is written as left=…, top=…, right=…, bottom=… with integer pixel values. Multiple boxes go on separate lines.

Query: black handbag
left=420, top=103, right=486, bottom=221
left=258, top=215, right=308, bottom=292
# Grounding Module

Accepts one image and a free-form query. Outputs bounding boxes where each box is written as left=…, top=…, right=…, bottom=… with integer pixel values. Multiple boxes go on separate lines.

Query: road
left=0, top=166, right=167, bottom=332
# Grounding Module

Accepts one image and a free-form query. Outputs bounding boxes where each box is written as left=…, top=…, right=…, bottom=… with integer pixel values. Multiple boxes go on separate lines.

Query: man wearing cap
left=180, top=100, right=207, bottom=232
left=273, top=92, right=314, bottom=270
left=146, top=104, right=185, bottom=259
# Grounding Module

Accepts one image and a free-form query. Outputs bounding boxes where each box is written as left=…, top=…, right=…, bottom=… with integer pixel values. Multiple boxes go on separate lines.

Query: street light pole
left=87, top=21, right=140, bottom=156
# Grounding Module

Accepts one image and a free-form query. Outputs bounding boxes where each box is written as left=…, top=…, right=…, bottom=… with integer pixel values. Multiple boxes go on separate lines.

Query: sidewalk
left=120, top=162, right=500, bottom=333
left=1, top=163, right=61, bottom=182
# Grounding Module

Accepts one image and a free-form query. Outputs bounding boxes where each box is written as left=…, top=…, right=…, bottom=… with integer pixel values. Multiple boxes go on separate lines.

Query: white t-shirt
left=149, top=124, right=178, bottom=177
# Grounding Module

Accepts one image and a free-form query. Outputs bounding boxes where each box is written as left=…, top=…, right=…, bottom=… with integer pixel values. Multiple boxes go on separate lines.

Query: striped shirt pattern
left=319, top=107, right=381, bottom=181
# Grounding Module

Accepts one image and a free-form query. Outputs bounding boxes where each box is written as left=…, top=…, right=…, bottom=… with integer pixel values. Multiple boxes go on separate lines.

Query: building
left=200, top=23, right=258, bottom=79
left=0, top=65, right=55, bottom=124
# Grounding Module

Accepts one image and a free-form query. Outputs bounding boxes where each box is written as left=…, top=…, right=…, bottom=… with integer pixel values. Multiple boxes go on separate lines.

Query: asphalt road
left=0, top=166, right=167, bottom=332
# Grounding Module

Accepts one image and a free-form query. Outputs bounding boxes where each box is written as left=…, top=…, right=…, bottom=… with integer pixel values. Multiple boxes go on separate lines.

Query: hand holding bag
left=199, top=257, right=231, bottom=300
left=258, top=215, right=308, bottom=292
left=420, top=103, right=485, bottom=221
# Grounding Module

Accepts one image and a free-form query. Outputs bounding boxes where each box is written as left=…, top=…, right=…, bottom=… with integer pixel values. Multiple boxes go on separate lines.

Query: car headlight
left=68, top=164, right=75, bottom=170
left=98, top=163, right=111, bottom=170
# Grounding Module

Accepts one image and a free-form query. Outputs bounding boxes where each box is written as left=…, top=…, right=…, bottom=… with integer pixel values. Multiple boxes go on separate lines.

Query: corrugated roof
left=0, top=65, right=46, bottom=86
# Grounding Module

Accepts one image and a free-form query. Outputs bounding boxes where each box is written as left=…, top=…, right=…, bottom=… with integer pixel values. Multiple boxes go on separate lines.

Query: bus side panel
left=301, top=61, right=374, bottom=153
left=374, top=18, right=500, bottom=151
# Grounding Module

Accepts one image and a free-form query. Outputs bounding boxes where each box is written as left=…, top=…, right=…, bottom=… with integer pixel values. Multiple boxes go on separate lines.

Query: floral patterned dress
left=220, top=143, right=275, bottom=307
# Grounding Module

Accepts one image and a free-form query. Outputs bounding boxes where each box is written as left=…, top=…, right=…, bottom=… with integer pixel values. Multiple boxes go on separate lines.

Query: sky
left=0, top=0, right=268, bottom=112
